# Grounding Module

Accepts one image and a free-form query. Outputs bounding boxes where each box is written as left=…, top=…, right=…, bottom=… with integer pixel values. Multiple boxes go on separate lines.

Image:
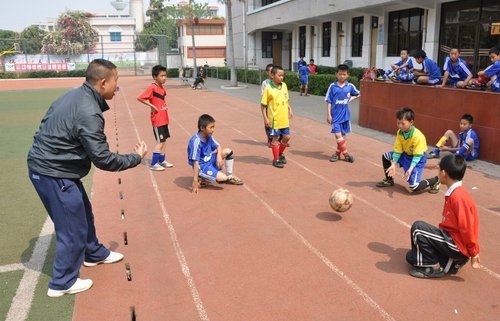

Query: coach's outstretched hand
left=134, top=141, right=147, bottom=159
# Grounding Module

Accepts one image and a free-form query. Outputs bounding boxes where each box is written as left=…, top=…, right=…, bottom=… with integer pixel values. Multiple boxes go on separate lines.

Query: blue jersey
left=187, top=132, right=219, bottom=167
left=395, top=58, right=413, bottom=70
left=459, top=128, right=479, bottom=158
left=484, top=61, right=500, bottom=92
left=325, top=81, right=360, bottom=124
left=443, top=56, right=472, bottom=84
left=422, top=57, right=442, bottom=81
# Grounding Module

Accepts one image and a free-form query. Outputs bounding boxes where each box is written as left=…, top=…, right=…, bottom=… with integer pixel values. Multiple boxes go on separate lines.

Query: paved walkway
left=199, top=76, right=500, bottom=180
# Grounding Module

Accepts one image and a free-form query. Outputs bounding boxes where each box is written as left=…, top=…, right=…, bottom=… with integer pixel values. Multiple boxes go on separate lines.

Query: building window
left=110, top=32, right=122, bottom=42
left=186, top=24, right=224, bottom=35
left=187, top=47, right=226, bottom=58
left=351, top=16, right=363, bottom=57
left=261, top=32, right=273, bottom=58
left=299, top=26, right=306, bottom=58
left=387, top=8, right=424, bottom=56
left=262, top=0, right=280, bottom=6
left=322, top=22, right=331, bottom=57
left=439, top=0, right=500, bottom=73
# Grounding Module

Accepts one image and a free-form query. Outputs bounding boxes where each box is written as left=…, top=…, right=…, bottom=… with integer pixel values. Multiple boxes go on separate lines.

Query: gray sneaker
left=376, top=178, right=394, bottom=187
left=428, top=181, right=440, bottom=194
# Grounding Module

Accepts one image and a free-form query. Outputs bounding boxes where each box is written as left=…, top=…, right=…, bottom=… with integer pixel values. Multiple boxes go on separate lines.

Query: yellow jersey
left=393, top=126, right=427, bottom=156
left=261, top=82, right=290, bottom=129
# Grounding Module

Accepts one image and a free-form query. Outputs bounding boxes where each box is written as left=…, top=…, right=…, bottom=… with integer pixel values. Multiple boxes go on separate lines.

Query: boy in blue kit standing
left=137, top=65, right=173, bottom=171
left=325, top=64, right=360, bottom=163
left=478, top=46, right=500, bottom=92
left=188, top=114, right=243, bottom=194
left=438, top=47, right=472, bottom=88
left=385, top=48, right=414, bottom=82
left=298, top=63, right=311, bottom=96
left=376, top=107, right=440, bottom=193
left=428, top=114, right=479, bottom=160
left=412, top=49, right=442, bottom=85
left=261, top=66, right=293, bottom=168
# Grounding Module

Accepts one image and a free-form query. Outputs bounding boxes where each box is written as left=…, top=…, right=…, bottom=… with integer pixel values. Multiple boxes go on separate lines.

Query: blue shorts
left=268, top=127, right=290, bottom=137
left=491, top=79, right=500, bottom=92
left=299, top=77, right=308, bottom=85
left=387, top=151, right=427, bottom=189
left=331, top=121, right=351, bottom=135
left=428, top=77, right=441, bottom=85
left=197, top=155, right=219, bottom=182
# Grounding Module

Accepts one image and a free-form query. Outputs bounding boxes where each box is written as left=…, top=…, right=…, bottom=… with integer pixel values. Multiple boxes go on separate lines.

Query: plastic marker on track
left=125, top=263, right=132, bottom=281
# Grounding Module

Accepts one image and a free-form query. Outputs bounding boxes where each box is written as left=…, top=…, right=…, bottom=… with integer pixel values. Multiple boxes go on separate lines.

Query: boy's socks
left=436, top=136, right=447, bottom=148
left=456, top=143, right=470, bottom=156
left=225, top=158, right=234, bottom=177
left=278, top=142, right=287, bottom=155
left=382, top=155, right=392, bottom=180
left=151, top=151, right=161, bottom=165
left=271, top=143, right=280, bottom=161
left=337, top=137, right=348, bottom=155
left=412, top=176, right=439, bottom=192
left=159, top=154, right=166, bottom=163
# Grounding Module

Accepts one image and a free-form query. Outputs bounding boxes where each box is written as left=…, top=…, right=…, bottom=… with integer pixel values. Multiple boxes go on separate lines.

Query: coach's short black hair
left=198, top=114, right=215, bottom=131
left=412, top=49, right=427, bottom=59
left=337, top=64, right=349, bottom=73
left=85, top=59, right=116, bottom=84
left=152, top=65, right=167, bottom=78
left=439, top=154, right=467, bottom=181
left=396, top=107, right=415, bottom=121
left=265, top=63, right=274, bottom=72
left=461, top=113, right=474, bottom=124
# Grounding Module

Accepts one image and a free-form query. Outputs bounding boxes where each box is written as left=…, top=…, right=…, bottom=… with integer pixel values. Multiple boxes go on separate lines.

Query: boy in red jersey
left=137, top=65, right=173, bottom=171
left=406, top=154, right=481, bottom=278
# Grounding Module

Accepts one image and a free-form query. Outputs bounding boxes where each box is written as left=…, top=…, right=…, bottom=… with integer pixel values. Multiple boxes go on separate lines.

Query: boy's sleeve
left=324, top=84, right=334, bottom=103
left=454, top=195, right=480, bottom=257
left=393, top=131, right=403, bottom=154
left=188, top=139, right=201, bottom=162
left=484, top=61, right=500, bottom=78
left=261, top=86, right=269, bottom=106
left=137, top=85, right=153, bottom=101
left=350, top=84, right=360, bottom=97
left=211, top=137, right=220, bottom=150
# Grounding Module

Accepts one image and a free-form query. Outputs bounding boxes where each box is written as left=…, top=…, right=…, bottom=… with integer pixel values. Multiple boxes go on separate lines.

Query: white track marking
left=0, top=263, right=24, bottom=273
left=5, top=218, right=54, bottom=321
left=120, top=89, right=210, bottom=321
left=174, top=94, right=500, bottom=283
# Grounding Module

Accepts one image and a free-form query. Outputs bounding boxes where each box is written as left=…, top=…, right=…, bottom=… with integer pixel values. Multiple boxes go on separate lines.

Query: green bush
left=0, top=72, right=17, bottom=79
left=167, top=68, right=179, bottom=78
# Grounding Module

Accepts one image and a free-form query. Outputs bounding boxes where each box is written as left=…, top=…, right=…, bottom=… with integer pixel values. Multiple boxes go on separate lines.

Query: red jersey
left=439, top=184, right=480, bottom=257
left=138, top=83, right=169, bottom=127
left=308, top=64, right=317, bottom=74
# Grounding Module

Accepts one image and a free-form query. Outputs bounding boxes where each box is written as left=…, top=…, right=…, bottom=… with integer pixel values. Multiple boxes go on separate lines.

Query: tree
left=0, top=30, right=19, bottom=52
left=219, top=0, right=240, bottom=87
left=20, top=26, right=47, bottom=54
left=41, top=11, right=98, bottom=55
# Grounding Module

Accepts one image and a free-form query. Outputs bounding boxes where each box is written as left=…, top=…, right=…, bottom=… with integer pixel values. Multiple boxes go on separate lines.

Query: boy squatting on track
left=376, top=107, right=440, bottom=193
left=406, top=154, right=481, bottom=278
left=187, top=114, right=244, bottom=194
left=428, top=113, right=479, bottom=161
left=137, top=64, right=173, bottom=171
left=261, top=65, right=294, bottom=168
left=28, top=59, right=147, bottom=297
left=325, top=64, right=360, bottom=163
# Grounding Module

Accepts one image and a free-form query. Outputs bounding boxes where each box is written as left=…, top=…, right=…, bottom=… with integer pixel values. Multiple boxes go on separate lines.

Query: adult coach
left=27, top=59, right=147, bottom=297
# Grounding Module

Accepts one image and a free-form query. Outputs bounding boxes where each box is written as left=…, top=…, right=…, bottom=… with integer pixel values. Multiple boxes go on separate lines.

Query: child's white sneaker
left=159, top=161, right=174, bottom=168
left=150, top=163, right=165, bottom=171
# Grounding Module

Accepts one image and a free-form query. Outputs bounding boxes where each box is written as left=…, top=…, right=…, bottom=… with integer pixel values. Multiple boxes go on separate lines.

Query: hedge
left=0, top=70, right=86, bottom=79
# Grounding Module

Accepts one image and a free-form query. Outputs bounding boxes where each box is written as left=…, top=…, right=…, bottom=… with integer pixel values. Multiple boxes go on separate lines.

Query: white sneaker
left=47, top=278, right=93, bottom=297
left=159, top=160, right=174, bottom=168
left=83, top=251, right=124, bottom=267
left=150, top=163, right=165, bottom=171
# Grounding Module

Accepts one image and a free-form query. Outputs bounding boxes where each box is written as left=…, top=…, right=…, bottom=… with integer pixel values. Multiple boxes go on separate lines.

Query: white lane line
left=6, top=217, right=54, bottom=321
left=0, top=263, right=24, bottom=273
left=173, top=96, right=397, bottom=320
left=120, top=89, right=210, bottom=321
left=243, top=184, right=396, bottom=321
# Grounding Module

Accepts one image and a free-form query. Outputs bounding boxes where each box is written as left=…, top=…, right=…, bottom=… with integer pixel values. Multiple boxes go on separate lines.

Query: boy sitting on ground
left=187, top=114, right=243, bottom=193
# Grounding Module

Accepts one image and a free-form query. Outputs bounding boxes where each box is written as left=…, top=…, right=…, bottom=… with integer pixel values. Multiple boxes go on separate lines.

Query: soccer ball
left=329, top=188, right=353, bottom=213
